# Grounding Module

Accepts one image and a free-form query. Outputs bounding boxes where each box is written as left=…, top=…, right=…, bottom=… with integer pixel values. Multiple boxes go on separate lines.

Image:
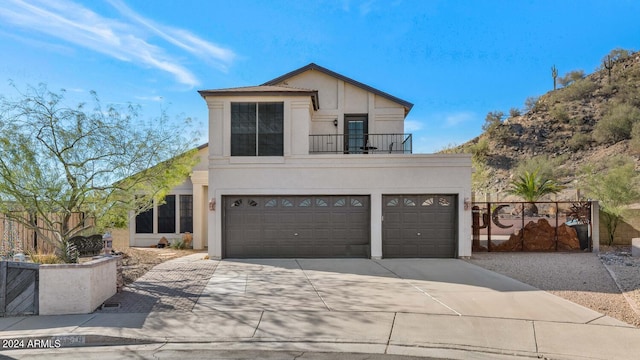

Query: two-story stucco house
left=195, top=63, right=472, bottom=259
left=126, top=63, right=472, bottom=257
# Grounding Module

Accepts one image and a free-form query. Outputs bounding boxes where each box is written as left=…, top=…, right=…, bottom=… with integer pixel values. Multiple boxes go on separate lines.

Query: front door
left=344, top=115, right=368, bottom=154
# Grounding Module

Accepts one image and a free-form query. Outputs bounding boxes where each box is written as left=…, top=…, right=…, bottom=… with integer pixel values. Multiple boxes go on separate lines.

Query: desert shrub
left=593, top=103, right=640, bottom=143
left=568, top=132, right=591, bottom=151
left=515, top=154, right=568, bottom=182
left=550, top=104, right=570, bottom=123
left=601, top=48, right=634, bottom=66
left=569, top=115, right=584, bottom=126
left=509, top=107, right=521, bottom=118
left=558, top=70, right=585, bottom=87
left=468, top=138, right=490, bottom=162
left=28, top=250, right=63, bottom=264
left=631, top=122, right=640, bottom=154
left=171, top=240, right=187, bottom=249
left=481, top=111, right=511, bottom=143
left=438, top=143, right=463, bottom=154
left=524, top=96, right=539, bottom=112
left=614, top=67, right=640, bottom=107
left=556, top=78, right=597, bottom=102
left=482, top=111, right=504, bottom=132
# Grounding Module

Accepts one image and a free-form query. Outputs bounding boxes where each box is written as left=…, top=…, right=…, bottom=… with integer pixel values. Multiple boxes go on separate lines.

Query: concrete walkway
left=2, top=253, right=640, bottom=360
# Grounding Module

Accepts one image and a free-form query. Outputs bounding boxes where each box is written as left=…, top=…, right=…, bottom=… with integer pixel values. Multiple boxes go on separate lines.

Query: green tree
left=0, top=84, right=199, bottom=260
left=581, top=155, right=640, bottom=245
left=507, top=170, right=563, bottom=215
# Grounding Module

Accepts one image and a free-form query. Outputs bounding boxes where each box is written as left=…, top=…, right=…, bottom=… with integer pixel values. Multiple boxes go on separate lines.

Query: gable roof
left=198, top=85, right=319, bottom=110
left=262, top=63, right=414, bottom=115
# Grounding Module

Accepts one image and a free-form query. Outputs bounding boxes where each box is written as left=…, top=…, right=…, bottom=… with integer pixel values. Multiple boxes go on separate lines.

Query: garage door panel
left=224, top=195, right=370, bottom=258
left=383, top=194, right=457, bottom=258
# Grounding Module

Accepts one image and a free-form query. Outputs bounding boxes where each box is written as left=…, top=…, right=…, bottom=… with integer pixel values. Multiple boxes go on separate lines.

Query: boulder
left=491, top=218, right=580, bottom=252
left=157, top=236, right=169, bottom=248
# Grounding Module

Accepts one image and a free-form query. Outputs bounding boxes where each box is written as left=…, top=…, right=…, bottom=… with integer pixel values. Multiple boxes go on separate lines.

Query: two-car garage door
left=223, top=195, right=370, bottom=258
left=223, top=194, right=457, bottom=258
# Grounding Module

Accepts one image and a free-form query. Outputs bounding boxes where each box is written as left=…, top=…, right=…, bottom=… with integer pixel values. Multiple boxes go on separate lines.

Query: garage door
left=223, top=195, right=370, bottom=258
left=382, top=194, right=457, bottom=258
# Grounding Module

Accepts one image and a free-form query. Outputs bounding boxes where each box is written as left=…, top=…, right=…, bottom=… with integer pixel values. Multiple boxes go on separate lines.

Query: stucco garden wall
left=600, top=208, right=640, bottom=245
left=39, top=256, right=118, bottom=315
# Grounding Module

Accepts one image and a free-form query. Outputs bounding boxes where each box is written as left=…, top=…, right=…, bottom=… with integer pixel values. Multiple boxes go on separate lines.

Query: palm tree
left=507, top=170, right=563, bottom=216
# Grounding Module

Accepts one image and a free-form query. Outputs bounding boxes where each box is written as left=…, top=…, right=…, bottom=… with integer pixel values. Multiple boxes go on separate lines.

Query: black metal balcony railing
left=309, top=134, right=412, bottom=154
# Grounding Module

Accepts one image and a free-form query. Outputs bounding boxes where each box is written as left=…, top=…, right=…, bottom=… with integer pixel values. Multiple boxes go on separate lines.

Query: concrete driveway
left=4, top=256, right=640, bottom=359
left=194, top=258, right=615, bottom=324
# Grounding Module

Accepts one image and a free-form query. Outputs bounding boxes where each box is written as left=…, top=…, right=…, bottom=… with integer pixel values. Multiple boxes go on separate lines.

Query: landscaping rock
left=492, top=218, right=580, bottom=251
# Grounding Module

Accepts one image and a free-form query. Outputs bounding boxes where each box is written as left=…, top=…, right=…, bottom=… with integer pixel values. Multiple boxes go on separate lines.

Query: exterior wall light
left=209, top=198, right=216, bottom=211
left=333, top=119, right=338, bottom=127
left=464, top=197, right=471, bottom=211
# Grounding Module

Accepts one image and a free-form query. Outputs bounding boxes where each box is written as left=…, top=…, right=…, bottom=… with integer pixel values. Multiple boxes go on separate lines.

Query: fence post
left=0, top=262, right=6, bottom=315
left=555, top=201, right=559, bottom=251
left=591, top=201, right=600, bottom=252
left=487, top=202, right=492, bottom=251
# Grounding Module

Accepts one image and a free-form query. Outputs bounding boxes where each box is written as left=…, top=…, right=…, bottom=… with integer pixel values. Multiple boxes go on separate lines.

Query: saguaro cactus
left=551, top=65, right=558, bottom=90
left=603, top=55, right=613, bottom=84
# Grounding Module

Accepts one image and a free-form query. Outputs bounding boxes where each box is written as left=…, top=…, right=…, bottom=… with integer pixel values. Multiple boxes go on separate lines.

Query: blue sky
left=0, top=0, right=638, bottom=153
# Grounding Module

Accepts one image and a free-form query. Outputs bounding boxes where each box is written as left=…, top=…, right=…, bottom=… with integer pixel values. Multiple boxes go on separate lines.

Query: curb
left=599, top=256, right=640, bottom=317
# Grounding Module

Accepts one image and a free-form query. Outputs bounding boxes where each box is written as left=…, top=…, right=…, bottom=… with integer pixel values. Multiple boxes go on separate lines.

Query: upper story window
left=231, top=102, right=284, bottom=156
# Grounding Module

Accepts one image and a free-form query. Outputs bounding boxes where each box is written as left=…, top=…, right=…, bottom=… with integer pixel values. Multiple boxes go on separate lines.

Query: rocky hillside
left=457, top=49, right=640, bottom=198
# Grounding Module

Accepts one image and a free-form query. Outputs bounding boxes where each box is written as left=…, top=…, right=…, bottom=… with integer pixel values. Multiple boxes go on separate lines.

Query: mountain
left=454, top=49, right=640, bottom=200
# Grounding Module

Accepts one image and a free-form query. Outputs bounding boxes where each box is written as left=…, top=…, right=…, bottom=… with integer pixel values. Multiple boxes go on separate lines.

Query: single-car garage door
left=223, top=195, right=370, bottom=258
left=382, top=194, right=457, bottom=258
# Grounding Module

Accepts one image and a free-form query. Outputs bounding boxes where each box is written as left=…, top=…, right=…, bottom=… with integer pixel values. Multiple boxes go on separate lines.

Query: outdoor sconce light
left=209, top=198, right=216, bottom=211
left=464, top=197, right=471, bottom=211
left=333, top=119, right=338, bottom=127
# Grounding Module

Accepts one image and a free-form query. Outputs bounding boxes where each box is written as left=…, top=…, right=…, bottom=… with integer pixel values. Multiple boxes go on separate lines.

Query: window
left=231, top=102, right=283, bottom=156
left=135, top=207, right=153, bottom=234
left=180, top=195, right=193, bottom=233
left=134, top=194, right=193, bottom=234
left=158, top=195, right=176, bottom=233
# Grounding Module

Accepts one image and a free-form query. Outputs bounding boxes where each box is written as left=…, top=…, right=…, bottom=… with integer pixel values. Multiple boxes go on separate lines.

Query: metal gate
left=0, top=261, right=39, bottom=316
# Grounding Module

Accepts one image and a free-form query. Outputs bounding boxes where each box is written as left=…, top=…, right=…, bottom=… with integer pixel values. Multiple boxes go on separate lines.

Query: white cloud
left=442, top=111, right=475, bottom=128
left=403, top=119, right=423, bottom=132
left=135, top=95, right=164, bottom=102
left=0, top=0, right=236, bottom=87
left=108, top=0, right=235, bottom=71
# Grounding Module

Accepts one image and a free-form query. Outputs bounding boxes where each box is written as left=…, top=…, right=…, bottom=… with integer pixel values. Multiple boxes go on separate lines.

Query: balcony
left=309, top=134, right=412, bottom=154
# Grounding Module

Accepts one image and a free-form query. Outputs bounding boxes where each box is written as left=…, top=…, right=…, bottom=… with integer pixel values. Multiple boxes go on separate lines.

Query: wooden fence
left=0, top=261, right=39, bottom=316
left=1, top=213, right=91, bottom=255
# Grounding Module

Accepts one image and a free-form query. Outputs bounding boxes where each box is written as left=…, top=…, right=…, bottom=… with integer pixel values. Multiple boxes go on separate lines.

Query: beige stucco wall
left=599, top=207, right=640, bottom=245
left=207, top=154, right=473, bottom=259
left=39, top=256, right=118, bottom=315
left=273, top=70, right=405, bottom=136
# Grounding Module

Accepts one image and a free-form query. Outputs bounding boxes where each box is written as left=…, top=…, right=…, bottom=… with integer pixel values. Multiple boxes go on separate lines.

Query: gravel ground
left=467, top=247, right=640, bottom=327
